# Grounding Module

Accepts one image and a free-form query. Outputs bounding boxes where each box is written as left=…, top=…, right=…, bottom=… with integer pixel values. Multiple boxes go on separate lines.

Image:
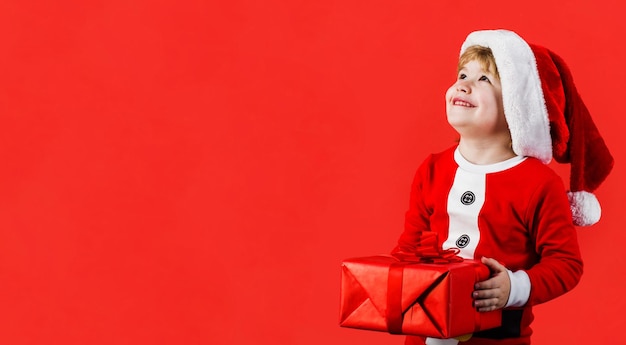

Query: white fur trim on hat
left=461, top=30, right=553, bottom=164
left=568, top=190, right=601, bottom=226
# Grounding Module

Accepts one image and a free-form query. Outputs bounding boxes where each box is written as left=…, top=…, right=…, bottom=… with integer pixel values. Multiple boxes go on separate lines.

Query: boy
left=393, top=30, right=613, bottom=345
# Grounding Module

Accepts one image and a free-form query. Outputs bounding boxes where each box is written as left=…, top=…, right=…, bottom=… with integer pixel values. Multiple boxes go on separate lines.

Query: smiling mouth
left=452, top=98, right=475, bottom=107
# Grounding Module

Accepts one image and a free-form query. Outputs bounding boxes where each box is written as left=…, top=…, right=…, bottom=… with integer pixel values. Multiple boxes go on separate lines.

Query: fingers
left=473, top=257, right=512, bottom=312
left=473, top=283, right=506, bottom=311
left=473, top=284, right=506, bottom=311
left=473, top=287, right=499, bottom=299
left=474, top=277, right=498, bottom=290
left=481, top=256, right=506, bottom=273
left=473, top=297, right=501, bottom=312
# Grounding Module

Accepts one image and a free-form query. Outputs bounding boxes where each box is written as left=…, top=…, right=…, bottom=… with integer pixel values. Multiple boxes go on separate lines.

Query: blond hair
left=458, top=45, right=500, bottom=80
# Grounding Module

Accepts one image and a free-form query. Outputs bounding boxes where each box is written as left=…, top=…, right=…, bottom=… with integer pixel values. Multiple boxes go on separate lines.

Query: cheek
left=444, top=86, right=455, bottom=102
left=493, top=89, right=504, bottom=109
left=497, top=97, right=505, bottom=114
left=444, top=87, right=456, bottom=117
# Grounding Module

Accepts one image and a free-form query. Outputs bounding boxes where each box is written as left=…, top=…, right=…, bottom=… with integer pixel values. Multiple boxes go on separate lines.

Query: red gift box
left=339, top=254, right=502, bottom=338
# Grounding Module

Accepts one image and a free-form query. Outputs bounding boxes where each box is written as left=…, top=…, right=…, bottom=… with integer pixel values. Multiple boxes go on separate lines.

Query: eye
left=458, top=73, right=467, bottom=80
left=479, top=75, right=491, bottom=83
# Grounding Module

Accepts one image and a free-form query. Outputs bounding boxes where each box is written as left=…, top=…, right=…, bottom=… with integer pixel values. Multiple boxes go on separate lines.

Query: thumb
left=481, top=256, right=506, bottom=274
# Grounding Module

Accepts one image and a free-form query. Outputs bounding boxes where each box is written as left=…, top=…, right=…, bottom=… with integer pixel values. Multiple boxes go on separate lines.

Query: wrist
left=505, top=269, right=531, bottom=307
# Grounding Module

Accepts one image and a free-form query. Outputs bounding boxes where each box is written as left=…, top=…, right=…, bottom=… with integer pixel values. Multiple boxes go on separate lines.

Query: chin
left=446, top=114, right=466, bottom=128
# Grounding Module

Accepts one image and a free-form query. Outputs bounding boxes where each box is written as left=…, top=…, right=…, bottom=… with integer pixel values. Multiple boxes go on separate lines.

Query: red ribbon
left=392, top=232, right=463, bottom=264
left=386, top=232, right=464, bottom=334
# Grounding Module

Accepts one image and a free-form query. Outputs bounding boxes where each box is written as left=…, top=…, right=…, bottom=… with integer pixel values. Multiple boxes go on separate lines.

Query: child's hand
left=472, top=257, right=511, bottom=312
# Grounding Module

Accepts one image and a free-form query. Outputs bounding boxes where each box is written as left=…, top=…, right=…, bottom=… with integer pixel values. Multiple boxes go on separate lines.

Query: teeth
left=454, top=100, right=473, bottom=107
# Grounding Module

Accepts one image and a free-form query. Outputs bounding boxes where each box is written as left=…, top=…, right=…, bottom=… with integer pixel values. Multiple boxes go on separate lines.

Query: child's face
left=445, top=59, right=508, bottom=140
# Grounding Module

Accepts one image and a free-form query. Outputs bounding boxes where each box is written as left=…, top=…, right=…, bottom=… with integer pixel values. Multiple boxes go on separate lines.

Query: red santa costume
left=394, top=30, right=613, bottom=345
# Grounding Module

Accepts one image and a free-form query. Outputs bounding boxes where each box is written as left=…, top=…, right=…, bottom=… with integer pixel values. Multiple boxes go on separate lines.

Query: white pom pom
left=567, top=191, right=601, bottom=226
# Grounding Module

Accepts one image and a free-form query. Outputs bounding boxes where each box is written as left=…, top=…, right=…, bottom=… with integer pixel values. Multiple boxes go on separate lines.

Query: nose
left=456, top=80, right=470, bottom=93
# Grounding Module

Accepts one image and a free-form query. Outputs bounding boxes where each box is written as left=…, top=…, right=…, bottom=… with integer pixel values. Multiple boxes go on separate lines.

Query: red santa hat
left=460, top=29, right=613, bottom=226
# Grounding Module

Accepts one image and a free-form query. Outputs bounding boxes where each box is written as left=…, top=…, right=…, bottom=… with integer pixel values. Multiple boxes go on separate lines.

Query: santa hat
left=460, top=29, right=613, bottom=226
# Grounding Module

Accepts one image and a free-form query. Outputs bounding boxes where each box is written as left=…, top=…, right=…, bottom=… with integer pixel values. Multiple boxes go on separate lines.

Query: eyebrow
left=458, top=67, right=493, bottom=76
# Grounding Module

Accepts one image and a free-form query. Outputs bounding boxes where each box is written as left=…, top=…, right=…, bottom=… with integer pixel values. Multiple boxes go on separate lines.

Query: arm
left=392, top=155, right=434, bottom=254
left=472, top=258, right=531, bottom=311
left=474, top=174, right=583, bottom=310
left=524, top=175, right=583, bottom=305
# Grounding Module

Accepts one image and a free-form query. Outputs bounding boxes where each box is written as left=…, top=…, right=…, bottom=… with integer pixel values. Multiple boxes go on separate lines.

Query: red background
left=1, top=1, right=624, bottom=344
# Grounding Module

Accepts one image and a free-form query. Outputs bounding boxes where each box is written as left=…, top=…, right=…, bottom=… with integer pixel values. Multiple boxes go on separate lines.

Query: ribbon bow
left=385, top=232, right=468, bottom=335
left=393, top=232, right=463, bottom=264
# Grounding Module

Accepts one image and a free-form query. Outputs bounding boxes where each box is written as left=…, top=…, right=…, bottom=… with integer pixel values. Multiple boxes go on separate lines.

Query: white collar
left=454, top=147, right=526, bottom=174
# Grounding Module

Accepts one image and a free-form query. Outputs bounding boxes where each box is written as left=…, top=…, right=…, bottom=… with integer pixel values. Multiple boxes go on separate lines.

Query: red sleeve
left=392, top=154, right=434, bottom=254
left=525, top=174, right=583, bottom=305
